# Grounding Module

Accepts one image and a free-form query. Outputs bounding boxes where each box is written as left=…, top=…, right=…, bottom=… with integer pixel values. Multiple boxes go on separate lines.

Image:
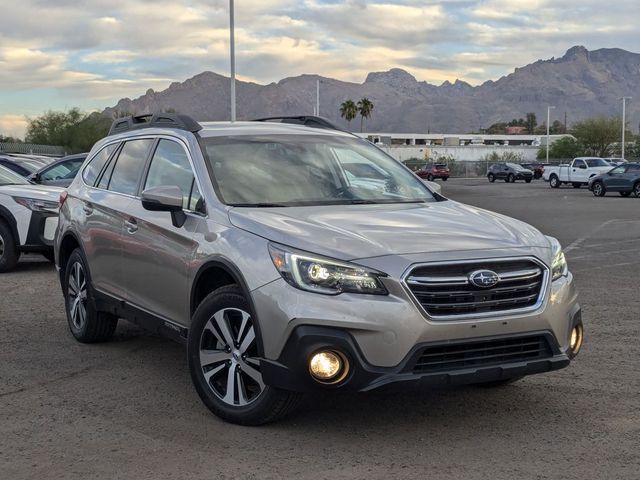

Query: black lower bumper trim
left=260, top=326, right=570, bottom=393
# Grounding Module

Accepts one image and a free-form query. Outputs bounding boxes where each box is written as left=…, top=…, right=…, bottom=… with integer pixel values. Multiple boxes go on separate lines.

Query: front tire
left=507, top=173, right=515, bottom=183
left=525, top=179, right=532, bottom=183
left=188, top=285, right=300, bottom=425
left=442, top=177, right=448, bottom=181
left=0, top=220, right=19, bottom=273
left=488, top=173, right=495, bottom=183
left=591, top=181, right=605, bottom=197
left=549, top=175, right=560, bottom=188
left=426, top=174, right=434, bottom=181
left=634, top=182, right=640, bottom=198
left=64, top=249, right=118, bottom=342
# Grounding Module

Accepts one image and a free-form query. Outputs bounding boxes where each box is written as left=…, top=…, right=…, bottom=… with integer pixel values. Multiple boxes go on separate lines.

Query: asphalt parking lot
left=1, top=178, right=639, bottom=480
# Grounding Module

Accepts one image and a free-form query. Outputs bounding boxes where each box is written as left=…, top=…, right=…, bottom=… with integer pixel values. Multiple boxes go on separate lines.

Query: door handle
left=124, top=218, right=138, bottom=234
left=82, top=203, right=93, bottom=215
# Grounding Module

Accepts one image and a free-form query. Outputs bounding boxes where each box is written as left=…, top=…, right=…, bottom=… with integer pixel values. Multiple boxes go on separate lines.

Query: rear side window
left=108, top=139, right=154, bottom=196
left=144, top=139, right=196, bottom=209
left=83, top=144, right=117, bottom=186
left=627, top=165, right=640, bottom=173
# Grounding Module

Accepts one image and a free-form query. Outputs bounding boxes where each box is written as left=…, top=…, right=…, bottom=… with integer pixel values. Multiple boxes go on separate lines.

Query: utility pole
left=620, top=97, right=631, bottom=159
left=546, top=106, right=556, bottom=162
left=316, top=79, right=320, bottom=117
left=229, top=0, right=236, bottom=122
left=564, top=111, right=567, bottom=133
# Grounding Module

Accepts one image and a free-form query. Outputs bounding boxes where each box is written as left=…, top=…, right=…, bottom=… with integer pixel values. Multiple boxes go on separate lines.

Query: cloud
left=0, top=115, right=29, bottom=138
left=0, top=0, right=639, bottom=123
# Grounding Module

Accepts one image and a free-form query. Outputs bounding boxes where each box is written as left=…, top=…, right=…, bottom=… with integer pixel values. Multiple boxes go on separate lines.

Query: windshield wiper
left=230, top=203, right=290, bottom=208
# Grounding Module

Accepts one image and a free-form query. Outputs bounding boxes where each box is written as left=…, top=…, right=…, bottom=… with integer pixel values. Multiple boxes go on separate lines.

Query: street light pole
left=546, top=105, right=556, bottom=163
left=229, top=0, right=236, bottom=122
left=620, top=97, right=631, bottom=159
left=316, top=79, right=320, bottom=117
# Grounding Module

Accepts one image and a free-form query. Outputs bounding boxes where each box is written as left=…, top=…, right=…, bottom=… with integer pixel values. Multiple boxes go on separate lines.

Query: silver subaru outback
left=55, top=114, right=583, bottom=425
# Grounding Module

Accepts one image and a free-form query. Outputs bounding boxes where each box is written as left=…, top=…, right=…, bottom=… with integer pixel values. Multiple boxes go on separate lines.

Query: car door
left=80, top=139, right=154, bottom=300
left=119, top=138, right=204, bottom=326
left=571, top=159, right=588, bottom=183
left=603, top=165, right=626, bottom=191
left=621, top=164, right=640, bottom=191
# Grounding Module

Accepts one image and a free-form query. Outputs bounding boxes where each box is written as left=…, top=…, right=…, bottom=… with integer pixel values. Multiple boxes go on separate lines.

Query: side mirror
left=141, top=185, right=186, bottom=228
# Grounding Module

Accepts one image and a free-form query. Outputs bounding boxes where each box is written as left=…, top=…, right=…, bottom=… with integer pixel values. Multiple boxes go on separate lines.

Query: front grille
left=405, top=259, right=547, bottom=318
left=412, top=335, right=553, bottom=373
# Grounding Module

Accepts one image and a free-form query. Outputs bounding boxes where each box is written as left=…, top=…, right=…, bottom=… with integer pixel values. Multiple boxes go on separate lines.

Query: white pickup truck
left=543, top=157, right=613, bottom=188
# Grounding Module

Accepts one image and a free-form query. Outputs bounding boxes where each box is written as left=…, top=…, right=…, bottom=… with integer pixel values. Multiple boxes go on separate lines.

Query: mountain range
left=104, top=46, right=640, bottom=133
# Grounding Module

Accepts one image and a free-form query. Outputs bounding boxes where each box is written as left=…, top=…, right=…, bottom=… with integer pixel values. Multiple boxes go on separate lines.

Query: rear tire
left=64, top=249, right=118, bottom=343
left=525, top=179, right=532, bottom=183
left=591, top=181, right=605, bottom=197
left=549, top=175, right=560, bottom=188
left=426, top=174, right=434, bottom=181
left=442, top=177, right=447, bottom=181
left=188, top=285, right=301, bottom=425
left=0, top=220, right=20, bottom=273
left=488, top=173, right=495, bottom=183
left=507, top=173, right=515, bottom=183
left=634, top=182, right=640, bottom=198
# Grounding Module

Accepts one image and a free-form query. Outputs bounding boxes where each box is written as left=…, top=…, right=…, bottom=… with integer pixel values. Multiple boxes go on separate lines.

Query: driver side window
left=574, top=160, right=586, bottom=169
left=610, top=166, right=626, bottom=175
left=144, top=139, right=204, bottom=213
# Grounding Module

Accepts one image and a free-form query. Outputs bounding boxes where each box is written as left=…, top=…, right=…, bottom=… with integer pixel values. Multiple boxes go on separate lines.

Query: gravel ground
left=1, top=179, right=639, bottom=479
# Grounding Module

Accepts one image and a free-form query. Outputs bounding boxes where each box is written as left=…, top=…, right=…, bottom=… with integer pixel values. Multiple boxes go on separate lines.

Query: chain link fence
left=404, top=158, right=572, bottom=178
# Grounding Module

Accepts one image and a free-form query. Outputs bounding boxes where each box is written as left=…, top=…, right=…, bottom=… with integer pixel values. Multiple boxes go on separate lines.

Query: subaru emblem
left=468, top=270, right=500, bottom=288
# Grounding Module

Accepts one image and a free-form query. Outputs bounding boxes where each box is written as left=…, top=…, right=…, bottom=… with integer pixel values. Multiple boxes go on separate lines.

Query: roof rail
left=253, top=116, right=343, bottom=131
left=108, top=113, right=202, bottom=136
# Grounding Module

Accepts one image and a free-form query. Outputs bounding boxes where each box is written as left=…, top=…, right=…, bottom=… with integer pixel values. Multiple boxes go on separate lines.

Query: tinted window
left=610, top=166, right=626, bottom=175
left=627, top=165, right=640, bottom=173
left=0, top=165, right=30, bottom=185
left=108, top=139, right=154, bottom=195
left=144, top=139, right=195, bottom=209
left=574, top=160, right=586, bottom=168
left=41, top=159, right=83, bottom=182
left=83, top=144, right=117, bottom=186
left=585, top=158, right=609, bottom=167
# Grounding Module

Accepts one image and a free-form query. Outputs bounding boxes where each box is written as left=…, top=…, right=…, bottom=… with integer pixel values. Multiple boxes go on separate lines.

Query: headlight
left=13, top=197, right=59, bottom=213
left=547, top=236, right=568, bottom=281
left=268, top=243, right=388, bottom=295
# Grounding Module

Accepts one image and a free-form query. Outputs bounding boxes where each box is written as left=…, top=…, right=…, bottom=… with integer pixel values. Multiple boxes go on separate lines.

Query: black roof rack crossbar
left=108, top=113, right=202, bottom=136
left=253, top=116, right=343, bottom=131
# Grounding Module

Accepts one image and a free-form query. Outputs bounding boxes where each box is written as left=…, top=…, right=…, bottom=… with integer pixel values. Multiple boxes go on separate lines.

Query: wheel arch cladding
left=0, top=206, right=20, bottom=245
left=58, top=232, right=81, bottom=279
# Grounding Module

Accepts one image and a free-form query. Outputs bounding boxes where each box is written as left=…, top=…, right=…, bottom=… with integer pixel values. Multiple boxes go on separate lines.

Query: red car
left=415, top=163, right=450, bottom=181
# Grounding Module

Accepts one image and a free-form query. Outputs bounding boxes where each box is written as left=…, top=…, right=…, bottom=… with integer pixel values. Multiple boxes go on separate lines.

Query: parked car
left=543, top=157, right=612, bottom=188
left=55, top=114, right=582, bottom=425
left=588, top=162, right=640, bottom=197
left=521, top=162, right=546, bottom=179
left=0, top=156, right=36, bottom=177
left=604, top=158, right=627, bottom=167
left=29, top=153, right=87, bottom=187
left=0, top=164, right=63, bottom=272
left=415, top=163, right=450, bottom=181
left=487, top=163, right=533, bottom=183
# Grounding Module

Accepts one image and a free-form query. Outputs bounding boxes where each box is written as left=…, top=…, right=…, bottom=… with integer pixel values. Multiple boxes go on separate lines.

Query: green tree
left=537, top=136, right=583, bottom=160
left=571, top=116, right=622, bottom=157
left=525, top=112, right=537, bottom=134
left=487, top=122, right=508, bottom=134
left=339, top=100, right=358, bottom=129
left=550, top=120, right=565, bottom=134
left=0, top=134, right=23, bottom=143
left=357, top=98, right=374, bottom=132
left=25, top=108, right=112, bottom=153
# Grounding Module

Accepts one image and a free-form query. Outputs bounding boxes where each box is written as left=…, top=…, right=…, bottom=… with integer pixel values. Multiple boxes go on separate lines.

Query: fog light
left=308, top=350, right=349, bottom=384
left=569, top=323, right=583, bottom=358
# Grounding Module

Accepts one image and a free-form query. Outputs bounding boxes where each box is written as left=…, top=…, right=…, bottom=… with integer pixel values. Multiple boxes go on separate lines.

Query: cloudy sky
left=1, top=0, right=638, bottom=137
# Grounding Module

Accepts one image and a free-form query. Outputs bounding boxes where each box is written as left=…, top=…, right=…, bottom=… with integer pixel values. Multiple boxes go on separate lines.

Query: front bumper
left=252, top=252, right=581, bottom=391
left=261, top=326, right=572, bottom=392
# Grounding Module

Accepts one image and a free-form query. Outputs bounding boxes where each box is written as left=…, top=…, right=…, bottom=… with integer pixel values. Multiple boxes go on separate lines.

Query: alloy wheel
left=68, top=261, right=87, bottom=330
left=635, top=183, right=640, bottom=198
left=593, top=183, right=603, bottom=197
left=199, top=307, right=265, bottom=407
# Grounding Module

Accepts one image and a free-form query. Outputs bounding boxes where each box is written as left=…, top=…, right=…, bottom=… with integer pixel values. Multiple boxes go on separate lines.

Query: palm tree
left=339, top=100, right=358, bottom=129
left=357, top=98, right=374, bottom=132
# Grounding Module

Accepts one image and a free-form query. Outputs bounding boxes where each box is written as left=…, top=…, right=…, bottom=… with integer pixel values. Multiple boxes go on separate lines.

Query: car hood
left=0, top=184, right=64, bottom=202
left=228, top=200, right=549, bottom=260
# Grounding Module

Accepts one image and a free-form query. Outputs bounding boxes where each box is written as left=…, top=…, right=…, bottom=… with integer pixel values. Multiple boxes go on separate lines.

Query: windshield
left=0, top=165, right=30, bottom=185
left=585, top=158, right=609, bottom=167
left=201, top=135, right=436, bottom=206
left=506, top=163, right=527, bottom=171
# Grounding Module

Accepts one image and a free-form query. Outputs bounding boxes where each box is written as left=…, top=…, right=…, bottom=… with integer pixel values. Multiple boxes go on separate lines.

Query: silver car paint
left=56, top=122, right=579, bottom=367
